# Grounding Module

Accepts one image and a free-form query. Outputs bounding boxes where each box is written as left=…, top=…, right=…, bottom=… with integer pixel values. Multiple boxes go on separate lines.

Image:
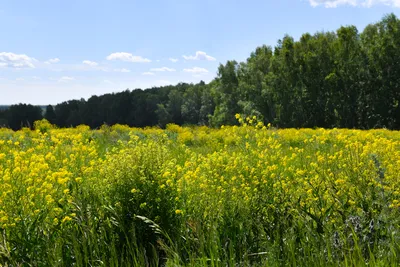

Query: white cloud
left=150, top=67, right=176, bottom=72
left=114, top=68, right=131, bottom=73
left=169, top=58, right=179, bottom=63
left=142, top=72, right=155, bottom=75
left=182, top=51, right=216, bottom=61
left=106, top=52, right=151, bottom=63
left=0, top=52, right=36, bottom=68
left=82, top=60, right=99, bottom=66
left=308, top=0, right=400, bottom=7
left=58, top=76, right=75, bottom=83
left=183, top=67, right=209, bottom=74
left=45, top=58, right=60, bottom=64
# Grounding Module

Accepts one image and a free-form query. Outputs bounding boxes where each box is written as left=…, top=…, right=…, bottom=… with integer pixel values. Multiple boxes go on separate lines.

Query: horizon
left=1, top=0, right=400, bottom=105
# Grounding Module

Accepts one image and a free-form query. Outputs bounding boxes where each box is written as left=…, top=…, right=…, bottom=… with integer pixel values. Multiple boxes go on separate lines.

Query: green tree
left=44, top=105, right=57, bottom=124
left=7, top=104, right=43, bottom=130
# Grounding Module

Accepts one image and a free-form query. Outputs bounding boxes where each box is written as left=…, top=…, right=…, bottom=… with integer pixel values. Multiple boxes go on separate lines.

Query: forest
left=1, top=13, right=400, bottom=130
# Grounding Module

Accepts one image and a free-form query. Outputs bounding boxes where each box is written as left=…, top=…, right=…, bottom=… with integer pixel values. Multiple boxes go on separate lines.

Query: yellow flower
left=45, top=195, right=54, bottom=204
left=61, top=216, right=72, bottom=224
left=175, top=209, right=183, bottom=215
left=53, top=207, right=63, bottom=214
left=0, top=216, right=8, bottom=223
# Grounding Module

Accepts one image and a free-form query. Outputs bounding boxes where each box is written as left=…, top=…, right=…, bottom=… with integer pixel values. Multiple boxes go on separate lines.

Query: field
left=1, top=118, right=400, bottom=266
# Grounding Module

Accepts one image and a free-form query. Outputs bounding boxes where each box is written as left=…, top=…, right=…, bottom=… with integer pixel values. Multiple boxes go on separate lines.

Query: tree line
left=1, top=14, right=400, bottom=130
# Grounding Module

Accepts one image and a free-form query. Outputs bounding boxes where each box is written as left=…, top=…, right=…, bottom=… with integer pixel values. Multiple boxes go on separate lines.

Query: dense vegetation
left=1, top=118, right=400, bottom=266
left=2, top=14, right=400, bottom=130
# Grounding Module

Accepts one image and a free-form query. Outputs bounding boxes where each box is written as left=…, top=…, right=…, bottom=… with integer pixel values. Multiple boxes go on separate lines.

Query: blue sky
left=0, top=0, right=399, bottom=105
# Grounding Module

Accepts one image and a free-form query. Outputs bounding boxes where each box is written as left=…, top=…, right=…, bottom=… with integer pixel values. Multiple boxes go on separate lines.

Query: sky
left=1, top=0, right=400, bottom=105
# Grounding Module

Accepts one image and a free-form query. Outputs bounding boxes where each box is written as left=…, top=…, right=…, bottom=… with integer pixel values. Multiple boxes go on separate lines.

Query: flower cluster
left=0, top=120, right=399, bottom=265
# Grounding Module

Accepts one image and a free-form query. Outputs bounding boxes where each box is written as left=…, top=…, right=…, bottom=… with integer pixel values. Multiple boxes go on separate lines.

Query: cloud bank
left=106, top=52, right=151, bottom=63
left=83, top=60, right=99, bottom=66
left=0, top=52, right=36, bottom=68
left=183, top=51, right=216, bottom=61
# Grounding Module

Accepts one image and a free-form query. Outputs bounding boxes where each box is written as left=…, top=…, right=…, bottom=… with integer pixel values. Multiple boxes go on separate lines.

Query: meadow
left=0, top=117, right=400, bottom=266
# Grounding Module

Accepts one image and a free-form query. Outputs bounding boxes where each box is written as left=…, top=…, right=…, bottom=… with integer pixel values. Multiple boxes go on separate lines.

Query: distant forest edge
left=2, top=14, right=400, bottom=130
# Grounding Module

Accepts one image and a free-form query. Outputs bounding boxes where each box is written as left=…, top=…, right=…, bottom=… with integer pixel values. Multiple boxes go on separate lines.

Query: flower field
left=1, top=118, right=400, bottom=266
